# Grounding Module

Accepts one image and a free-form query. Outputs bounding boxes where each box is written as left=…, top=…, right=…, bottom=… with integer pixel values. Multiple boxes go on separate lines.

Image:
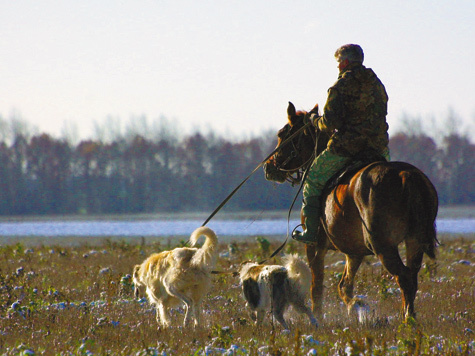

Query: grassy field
left=0, top=233, right=474, bottom=355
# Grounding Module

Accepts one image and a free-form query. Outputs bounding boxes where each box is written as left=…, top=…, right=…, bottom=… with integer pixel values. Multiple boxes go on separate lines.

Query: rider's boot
left=292, top=196, right=321, bottom=244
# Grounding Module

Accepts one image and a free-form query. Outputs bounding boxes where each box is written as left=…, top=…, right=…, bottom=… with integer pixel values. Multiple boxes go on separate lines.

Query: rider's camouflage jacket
left=317, top=63, right=389, bottom=157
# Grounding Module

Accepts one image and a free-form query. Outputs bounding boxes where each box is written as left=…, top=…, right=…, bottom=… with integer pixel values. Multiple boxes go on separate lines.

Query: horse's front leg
left=306, top=244, right=327, bottom=318
left=338, top=254, right=367, bottom=320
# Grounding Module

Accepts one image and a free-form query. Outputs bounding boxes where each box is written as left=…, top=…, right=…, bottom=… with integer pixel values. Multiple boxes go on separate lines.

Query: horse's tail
left=403, top=169, right=439, bottom=259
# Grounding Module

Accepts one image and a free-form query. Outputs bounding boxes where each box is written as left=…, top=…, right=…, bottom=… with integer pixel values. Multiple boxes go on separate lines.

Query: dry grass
left=0, top=233, right=474, bottom=355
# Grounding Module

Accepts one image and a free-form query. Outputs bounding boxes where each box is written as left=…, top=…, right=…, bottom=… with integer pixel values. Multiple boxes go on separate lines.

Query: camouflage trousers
left=302, top=147, right=390, bottom=213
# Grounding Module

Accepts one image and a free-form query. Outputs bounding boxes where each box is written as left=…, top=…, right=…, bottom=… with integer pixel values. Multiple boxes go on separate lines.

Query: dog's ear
left=237, top=260, right=252, bottom=272
left=133, top=265, right=140, bottom=279
left=239, top=260, right=252, bottom=266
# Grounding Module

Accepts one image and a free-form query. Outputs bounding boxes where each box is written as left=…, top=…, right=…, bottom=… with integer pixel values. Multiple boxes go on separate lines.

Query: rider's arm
left=316, top=86, right=344, bottom=132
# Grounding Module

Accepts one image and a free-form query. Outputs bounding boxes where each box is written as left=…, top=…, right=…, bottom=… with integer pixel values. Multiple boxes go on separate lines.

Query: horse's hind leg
left=338, top=254, right=364, bottom=315
left=404, top=238, right=425, bottom=317
left=377, top=246, right=416, bottom=320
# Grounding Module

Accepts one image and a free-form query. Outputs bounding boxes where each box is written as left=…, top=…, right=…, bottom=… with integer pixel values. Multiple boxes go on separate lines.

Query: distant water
left=0, top=218, right=473, bottom=237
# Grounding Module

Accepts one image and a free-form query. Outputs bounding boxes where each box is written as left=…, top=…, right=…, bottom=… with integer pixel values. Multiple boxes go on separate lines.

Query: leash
left=256, top=120, right=326, bottom=264
left=257, top=155, right=313, bottom=264
left=209, top=164, right=312, bottom=274
left=210, top=270, right=239, bottom=277
left=201, top=120, right=314, bottom=271
left=201, top=121, right=313, bottom=227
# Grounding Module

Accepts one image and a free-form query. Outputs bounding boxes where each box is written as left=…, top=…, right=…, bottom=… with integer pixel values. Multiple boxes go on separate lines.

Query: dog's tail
left=190, top=226, right=219, bottom=270
left=282, top=254, right=312, bottom=296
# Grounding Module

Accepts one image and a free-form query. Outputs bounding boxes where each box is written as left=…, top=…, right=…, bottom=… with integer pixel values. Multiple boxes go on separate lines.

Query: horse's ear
left=309, top=103, right=319, bottom=116
left=287, top=102, right=297, bottom=125
left=287, top=102, right=296, bottom=118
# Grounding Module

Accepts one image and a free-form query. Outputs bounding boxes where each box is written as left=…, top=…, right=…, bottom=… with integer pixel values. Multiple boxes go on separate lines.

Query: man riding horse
left=293, top=44, right=391, bottom=244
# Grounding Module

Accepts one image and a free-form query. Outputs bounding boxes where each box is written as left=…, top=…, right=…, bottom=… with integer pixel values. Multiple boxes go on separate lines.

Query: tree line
left=0, top=121, right=473, bottom=216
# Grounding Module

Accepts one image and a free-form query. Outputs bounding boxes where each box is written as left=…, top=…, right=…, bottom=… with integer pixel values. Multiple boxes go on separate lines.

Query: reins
left=277, top=124, right=317, bottom=185
left=203, top=119, right=314, bottom=274
left=257, top=156, right=313, bottom=265
left=257, top=127, right=317, bottom=265
left=209, top=150, right=314, bottom=275
left=201, top=121, right=313, bottom=227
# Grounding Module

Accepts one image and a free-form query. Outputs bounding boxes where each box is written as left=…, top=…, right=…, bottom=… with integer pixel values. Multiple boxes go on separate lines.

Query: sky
left=1, top=0, right=474, bottom=143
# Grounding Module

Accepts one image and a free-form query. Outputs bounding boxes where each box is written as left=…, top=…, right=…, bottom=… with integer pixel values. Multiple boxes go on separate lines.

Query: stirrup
left=291, top=225, right=318, bottom=245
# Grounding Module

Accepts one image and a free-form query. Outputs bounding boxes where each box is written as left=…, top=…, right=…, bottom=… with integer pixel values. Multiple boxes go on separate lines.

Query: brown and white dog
left=132, top=226, right=218, bottom=328
left=239, top=254, right=318, bottom=330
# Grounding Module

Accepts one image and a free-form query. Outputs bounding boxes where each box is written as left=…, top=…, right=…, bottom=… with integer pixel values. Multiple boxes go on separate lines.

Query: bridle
left=272, top=121, right=317, bottom=185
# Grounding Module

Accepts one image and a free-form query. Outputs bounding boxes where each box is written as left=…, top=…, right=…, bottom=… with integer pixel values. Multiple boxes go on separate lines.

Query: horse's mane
left=291, top=110, right=309, bottom=125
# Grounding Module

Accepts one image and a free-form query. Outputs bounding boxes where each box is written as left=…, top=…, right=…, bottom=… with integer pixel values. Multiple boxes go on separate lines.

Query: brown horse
left=264, top=102, right=438, bottom=322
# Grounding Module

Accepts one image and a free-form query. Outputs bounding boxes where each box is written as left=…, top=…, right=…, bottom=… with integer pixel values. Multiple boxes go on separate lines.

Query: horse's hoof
left=348, top=298, right=370, bottom=324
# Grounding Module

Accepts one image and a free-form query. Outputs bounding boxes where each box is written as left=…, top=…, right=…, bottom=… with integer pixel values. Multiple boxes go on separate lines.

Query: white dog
left=239, top=254, right=318, bottom=330
left=133, top=226, right=218, bottom=327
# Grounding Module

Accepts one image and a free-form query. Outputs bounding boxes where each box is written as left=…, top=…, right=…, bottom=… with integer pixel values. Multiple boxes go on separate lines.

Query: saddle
left=324, top=149, right=387, bottom=193
left=309, top=149, right=387, bottom=247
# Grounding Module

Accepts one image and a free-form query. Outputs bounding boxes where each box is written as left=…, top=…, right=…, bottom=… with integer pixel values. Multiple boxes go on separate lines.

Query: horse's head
left=264, top=102, right=321, bottom=185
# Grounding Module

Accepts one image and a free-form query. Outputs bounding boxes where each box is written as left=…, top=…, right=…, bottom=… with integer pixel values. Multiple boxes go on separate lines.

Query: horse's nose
left=263, top=161, right=287, bottom=183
